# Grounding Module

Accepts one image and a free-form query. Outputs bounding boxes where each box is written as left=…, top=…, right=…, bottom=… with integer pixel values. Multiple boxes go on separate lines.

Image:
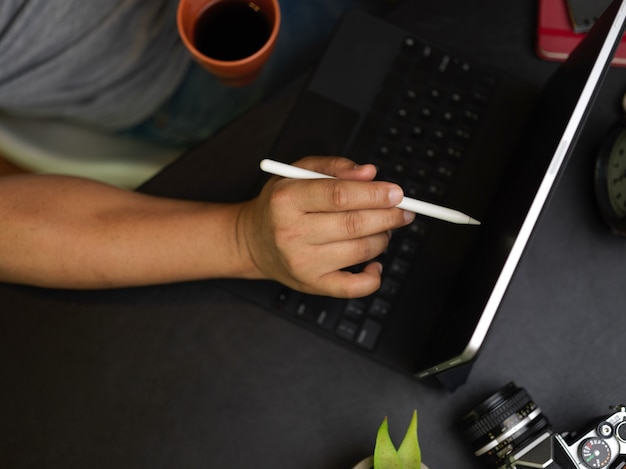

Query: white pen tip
left=468, top=217, right=481, bottom=225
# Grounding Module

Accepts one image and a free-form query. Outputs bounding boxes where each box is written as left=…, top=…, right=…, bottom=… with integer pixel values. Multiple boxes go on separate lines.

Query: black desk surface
left=4, top=1, right=626, bottom=468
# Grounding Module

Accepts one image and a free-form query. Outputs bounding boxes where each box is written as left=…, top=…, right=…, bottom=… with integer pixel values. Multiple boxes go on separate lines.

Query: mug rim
left=177, top=0, right=281, bottom=67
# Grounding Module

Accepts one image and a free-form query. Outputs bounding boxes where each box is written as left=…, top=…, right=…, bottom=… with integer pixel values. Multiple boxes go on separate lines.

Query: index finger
left=294, top=156, right=378, bottom=181
left=289, top=178, right=404, bottom=213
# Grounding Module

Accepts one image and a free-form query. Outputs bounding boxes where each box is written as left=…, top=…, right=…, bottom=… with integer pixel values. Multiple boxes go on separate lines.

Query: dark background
left=3, top=1, right=626, bottom=468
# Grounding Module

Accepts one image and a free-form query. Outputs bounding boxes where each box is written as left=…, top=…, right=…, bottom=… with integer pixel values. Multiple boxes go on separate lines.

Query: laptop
left=219, top=0, right=626, bottom=380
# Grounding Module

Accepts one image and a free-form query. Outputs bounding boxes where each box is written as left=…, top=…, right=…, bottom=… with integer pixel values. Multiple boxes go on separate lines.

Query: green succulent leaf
left=397, top=410, right=421, bottom=468
left=373, top=417, right=402, bottom=469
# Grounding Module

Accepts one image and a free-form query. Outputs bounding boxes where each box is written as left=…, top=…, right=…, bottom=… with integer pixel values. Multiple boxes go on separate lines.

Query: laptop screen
left=414, top=0, right=626, bottom=377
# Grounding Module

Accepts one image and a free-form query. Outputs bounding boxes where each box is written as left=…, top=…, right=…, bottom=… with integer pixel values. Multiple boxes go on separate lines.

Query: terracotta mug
left=177, top=0, right=281, bottom=86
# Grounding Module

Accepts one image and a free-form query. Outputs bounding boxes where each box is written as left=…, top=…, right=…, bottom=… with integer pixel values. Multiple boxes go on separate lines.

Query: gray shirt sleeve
left=0, top=0, right=191, bottom=130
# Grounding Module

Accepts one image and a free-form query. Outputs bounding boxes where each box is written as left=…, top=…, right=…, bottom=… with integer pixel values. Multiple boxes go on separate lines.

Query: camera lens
left=461, top=382, right=552, bottom=468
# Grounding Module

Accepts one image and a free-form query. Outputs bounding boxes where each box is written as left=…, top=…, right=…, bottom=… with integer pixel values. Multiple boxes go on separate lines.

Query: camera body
left=508, top=409, right=626, bottom=469
left=462, top=383, right=626, bottom=469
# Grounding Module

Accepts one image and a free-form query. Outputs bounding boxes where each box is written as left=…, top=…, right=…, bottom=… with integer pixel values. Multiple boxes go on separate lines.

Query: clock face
left=594, top=121, right=626, bottom=235
left=606, top=130, right=626, bottom=218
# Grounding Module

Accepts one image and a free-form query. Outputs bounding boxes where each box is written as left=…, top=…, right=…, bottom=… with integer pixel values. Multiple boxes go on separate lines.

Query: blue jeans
left=124, top=0, right=394, bottom=146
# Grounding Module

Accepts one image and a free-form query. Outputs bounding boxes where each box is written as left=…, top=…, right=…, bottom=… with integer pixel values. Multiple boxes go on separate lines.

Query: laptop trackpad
left=271, top=91, right=359, bottom=163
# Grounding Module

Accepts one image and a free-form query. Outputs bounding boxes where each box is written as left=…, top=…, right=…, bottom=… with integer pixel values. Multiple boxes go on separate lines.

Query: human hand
left=236, top=156, right=416, bottom=298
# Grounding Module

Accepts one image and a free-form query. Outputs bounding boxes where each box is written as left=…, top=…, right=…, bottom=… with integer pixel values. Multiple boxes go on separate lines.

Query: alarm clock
left=595, top=118, right=626, bottom=236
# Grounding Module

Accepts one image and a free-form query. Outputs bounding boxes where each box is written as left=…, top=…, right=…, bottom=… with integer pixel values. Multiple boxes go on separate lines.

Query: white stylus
left=260, top=159, right=480, bottom=225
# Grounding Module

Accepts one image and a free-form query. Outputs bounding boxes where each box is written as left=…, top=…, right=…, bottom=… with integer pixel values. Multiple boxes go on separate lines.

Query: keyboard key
left=356, top=319, right=383, bottom=350
left=449, top=90, right=464, bottom=105
left=397, top=238, right=419, bottom=257
left=421, top=146, right=438, bottom=161
left=407, top=219, right=430, bottom=237
left=463, top=109, right=480, bottom=123
left=436, top=162, right=455, bottom=179
left=316, top=308, right=340, bottom=330
left=377, top=143, right=392, bottom=158
left=402, top=144, right=416, bottom=157
left=427, top=88, right=442, bottom=101
left=293, top=299, right=318, bottom=322
left=336, top=319, right=359, bottom=341
left=427, top=181, right=448, bottom=199
left=454, top=127, right=472, bottom=142
left=404, top=181, right=424, bottom=199
left=275, top=288, right=303, bottom=313
left=305, top=296, right=344, bottom=330
left=440, top=111, right=455, bottom=125
left=403, top=88, right=420, bottom=102
left=479, top=74, right=497, bottom=90
left=418, top=45, right=441, bottom=72
left=369, top=298, right=392, bottom=320
left=410, top=162, right=431, bottom=180
left=386, top=125, right=401, bottom=139
left=442, top=56, right=471, bottom=85
left=432, top=127, right=447, bottom=140
left=445, top=145, right=464, bottom=160
left=471, top=90, right=489, bottom=106
left=344, top=299, right=367, bottom=320
left=388, top=258, right=412, bottom=278
left=395, top=107, right=410, bottom=120
left=401, top=36, right=420, bottom=55
left=437, top=54, right=451, bottom=73
left=418, top=106, right=433, bottom=120
left=379, top=278, right=401, bottom=299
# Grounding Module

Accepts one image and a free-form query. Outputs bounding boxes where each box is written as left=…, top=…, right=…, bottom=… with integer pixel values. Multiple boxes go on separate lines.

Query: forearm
left=0, top=153, right=27, bottom=176
left=0, top=174, right=258, bottom=289
left=0, top=157, right=414, bottom=297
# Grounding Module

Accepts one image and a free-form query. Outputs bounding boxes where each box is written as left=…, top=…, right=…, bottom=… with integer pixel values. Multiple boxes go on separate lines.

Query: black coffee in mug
left=193, top=1, right=271, bottom=61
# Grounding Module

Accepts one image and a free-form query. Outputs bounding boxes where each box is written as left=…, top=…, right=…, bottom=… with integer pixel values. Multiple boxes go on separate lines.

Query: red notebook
left=537, top=0, right=626, bottom=66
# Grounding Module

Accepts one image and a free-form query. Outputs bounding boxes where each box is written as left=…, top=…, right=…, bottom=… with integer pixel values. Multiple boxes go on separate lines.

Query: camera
left=461, top=382, right=626, bottom=469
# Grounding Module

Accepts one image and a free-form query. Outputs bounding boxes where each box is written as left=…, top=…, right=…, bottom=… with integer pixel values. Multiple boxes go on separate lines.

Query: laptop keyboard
left=270, top=35, right=498, bottom=352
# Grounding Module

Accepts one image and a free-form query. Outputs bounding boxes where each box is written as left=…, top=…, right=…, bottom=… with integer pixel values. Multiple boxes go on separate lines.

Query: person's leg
left=123, top=0, right=395, bottom=146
